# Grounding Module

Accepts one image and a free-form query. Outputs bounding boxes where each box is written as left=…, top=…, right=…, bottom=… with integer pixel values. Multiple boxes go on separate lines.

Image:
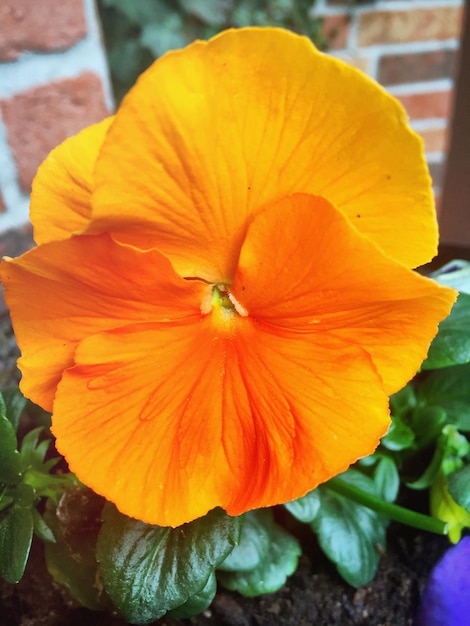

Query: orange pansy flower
left=1, top=28, right=457, bottom=527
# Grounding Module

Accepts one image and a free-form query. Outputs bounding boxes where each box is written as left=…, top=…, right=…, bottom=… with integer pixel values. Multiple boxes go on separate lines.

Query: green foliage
left=218, top=510, right=301, bottom=596
left=0, top=390, right=76, bottom=583
left=96, top=504, right=241, bottom=623
left=97, top=0, right=325, bottom=102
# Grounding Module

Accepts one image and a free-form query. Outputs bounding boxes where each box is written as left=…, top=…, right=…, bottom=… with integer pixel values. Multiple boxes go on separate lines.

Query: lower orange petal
left=51, top=315, right=390, bottom=527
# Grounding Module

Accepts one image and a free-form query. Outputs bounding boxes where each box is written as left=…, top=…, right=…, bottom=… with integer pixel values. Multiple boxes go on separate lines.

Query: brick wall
left=316, top=0, right=465, bottom=213
left=0, top=0, right=112, bottom=252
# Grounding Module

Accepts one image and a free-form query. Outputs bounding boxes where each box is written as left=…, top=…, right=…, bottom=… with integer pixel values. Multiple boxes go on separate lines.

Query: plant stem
left=327, top=477, right=448, bottom=535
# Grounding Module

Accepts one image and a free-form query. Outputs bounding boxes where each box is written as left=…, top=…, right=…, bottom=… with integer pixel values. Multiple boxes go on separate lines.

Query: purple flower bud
left=415, top=536, right=470, bottom=625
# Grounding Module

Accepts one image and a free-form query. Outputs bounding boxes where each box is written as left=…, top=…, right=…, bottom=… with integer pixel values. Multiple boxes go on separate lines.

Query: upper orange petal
left=31, top=117, right=113, bottom=245
left=0, top=234, right=206, bottom=411
left=231, top=193, right=457, bottom=395
left=90, top=27, right=436, bottom=282
left=51, top=316, right=389, bottom=527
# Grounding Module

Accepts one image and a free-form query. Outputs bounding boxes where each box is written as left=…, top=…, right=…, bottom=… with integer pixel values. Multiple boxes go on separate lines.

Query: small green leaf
left=218, top=510, right=272, bottom=572
left=2, top=388, right=27, bottom=431
left=0, top=411, right=21, bottom=485
left=374, top=456, right=399, bottom=502
left=415, top=363, right=470, bottom=431
left=390, top=384, right=417, bottom=419
left=97, top=505, right=241, bottom=623
left=167, top=571, right=217, bottom=619
left=0, top=484, right=35, bottom=583
left=178, top=0, right=231, bottom=25
left=448, top=465, right=470, bottom=512
left=313, top=470, right=387, bottom=587
left=422, top=293, right=470, bottom=369
left=284, top=488, right=321, bottom=523
left=381, top=415, right=415, bottom=451
left=32, top=508, right=56, bottom=543
left=218, top=510, right=301, bottom=597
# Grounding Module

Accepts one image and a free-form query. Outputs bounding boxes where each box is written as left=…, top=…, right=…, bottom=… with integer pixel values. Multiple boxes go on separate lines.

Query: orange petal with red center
left=91, top=27, right=435, bottom=282
left=51, top=317, right=389, bottom=527
left=0, top=234, right=206, bottom=411
left=232, top=193, right=457, bottom=395
left=31, top=117, right=113, bottom=245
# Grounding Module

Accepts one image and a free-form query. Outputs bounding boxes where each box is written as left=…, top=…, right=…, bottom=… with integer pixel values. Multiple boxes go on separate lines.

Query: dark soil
left=0, top=522, right=449, bottom=626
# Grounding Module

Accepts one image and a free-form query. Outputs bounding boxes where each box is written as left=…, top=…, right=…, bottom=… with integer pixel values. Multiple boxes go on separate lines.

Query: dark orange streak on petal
left=231, top=193, right=457, bottom=395
left=0, top=234, right=207, bottom=411
left=51, top=315, right=390, bottom=527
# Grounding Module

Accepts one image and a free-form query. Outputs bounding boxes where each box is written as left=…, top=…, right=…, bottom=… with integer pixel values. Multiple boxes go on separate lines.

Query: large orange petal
left=231, top=193, right=457, bottom=395
left=90, top=27, right=435, bottom=282
left=0, top=234, right=206, bottom=410
left=51, top=317, right=389, bottom=527
left=31, top=117, right=113, bottom=245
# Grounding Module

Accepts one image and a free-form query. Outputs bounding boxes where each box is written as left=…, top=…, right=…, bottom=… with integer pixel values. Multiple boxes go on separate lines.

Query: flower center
left=200, top=284, right=248, bottom=320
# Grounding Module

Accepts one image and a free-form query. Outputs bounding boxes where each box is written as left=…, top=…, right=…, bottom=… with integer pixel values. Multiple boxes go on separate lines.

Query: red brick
left=359, top=6, right=463, bottom=46
left=379, top=49, right=458, bottom=86
left=397, top=90, right=453, bottom=120
left=419, top=127, right=450, bottom=153
left=0, top=73, right=110, bottom=192
left=0, top=0, right=87, bottom=61
left=321, top=14, right=350, bottom=50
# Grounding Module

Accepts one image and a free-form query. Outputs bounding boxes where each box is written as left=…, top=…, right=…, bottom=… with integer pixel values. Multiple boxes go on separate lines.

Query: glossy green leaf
left=218, top=510, right=300, bottom=597
left=284, top=487, right=321, bottom=523
left=167, top=571, right=217, bottom=619
left=374, top=456, right=399, bottom=502
left=0, top=411, right=21, bottom=485
left=313, top=470, right=387, bottom=587
left=448, top=465, right=470, bottom=512
left=218, top=510, right=272, bottom=572
left=44, top=489, right=110, bottom=611
left=1, top=388, right=27, bottom=431
left=0, top=484, right=34, bottom=583
left=97, top=505, right=241, bottom=623
left=422, top=293, right=470, bottom=369
left=415, top=363, right=470, bottom=431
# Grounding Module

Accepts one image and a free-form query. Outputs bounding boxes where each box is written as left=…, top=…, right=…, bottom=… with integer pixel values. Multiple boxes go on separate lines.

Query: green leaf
left=374, top=456, right=399, bottom=502
left=1, top=388, right=27, bottom=431
left=415, top=363, right=470, bottom=430
left=0, top=483, right=34, bottom=583
left=422, top=293, right=470, bottom=369
left=218, top=510, right=273, bottom=572
left=44, top=489, right=111, bottom=611
left=313, top=470, right=387, bottom=587
left=389, top=384, right=417, bottom=419
left=0, top=410, right=21, bottom=485
left=218, top=510, right=301, bottom=597
left=167, top=571, right=217, bottom=619
left=284, top=488, right=321, bottom=523
left=448, top=465, right=470, bottom=512
left=431, top=259, right=470, bottom=294
left=32, top=508, right=56, bottom=543
left=97, top=505, right=241, bottom=623
left=381, top=414, right=415, bottom=451
left=410, top=406, right=447, bottom=447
